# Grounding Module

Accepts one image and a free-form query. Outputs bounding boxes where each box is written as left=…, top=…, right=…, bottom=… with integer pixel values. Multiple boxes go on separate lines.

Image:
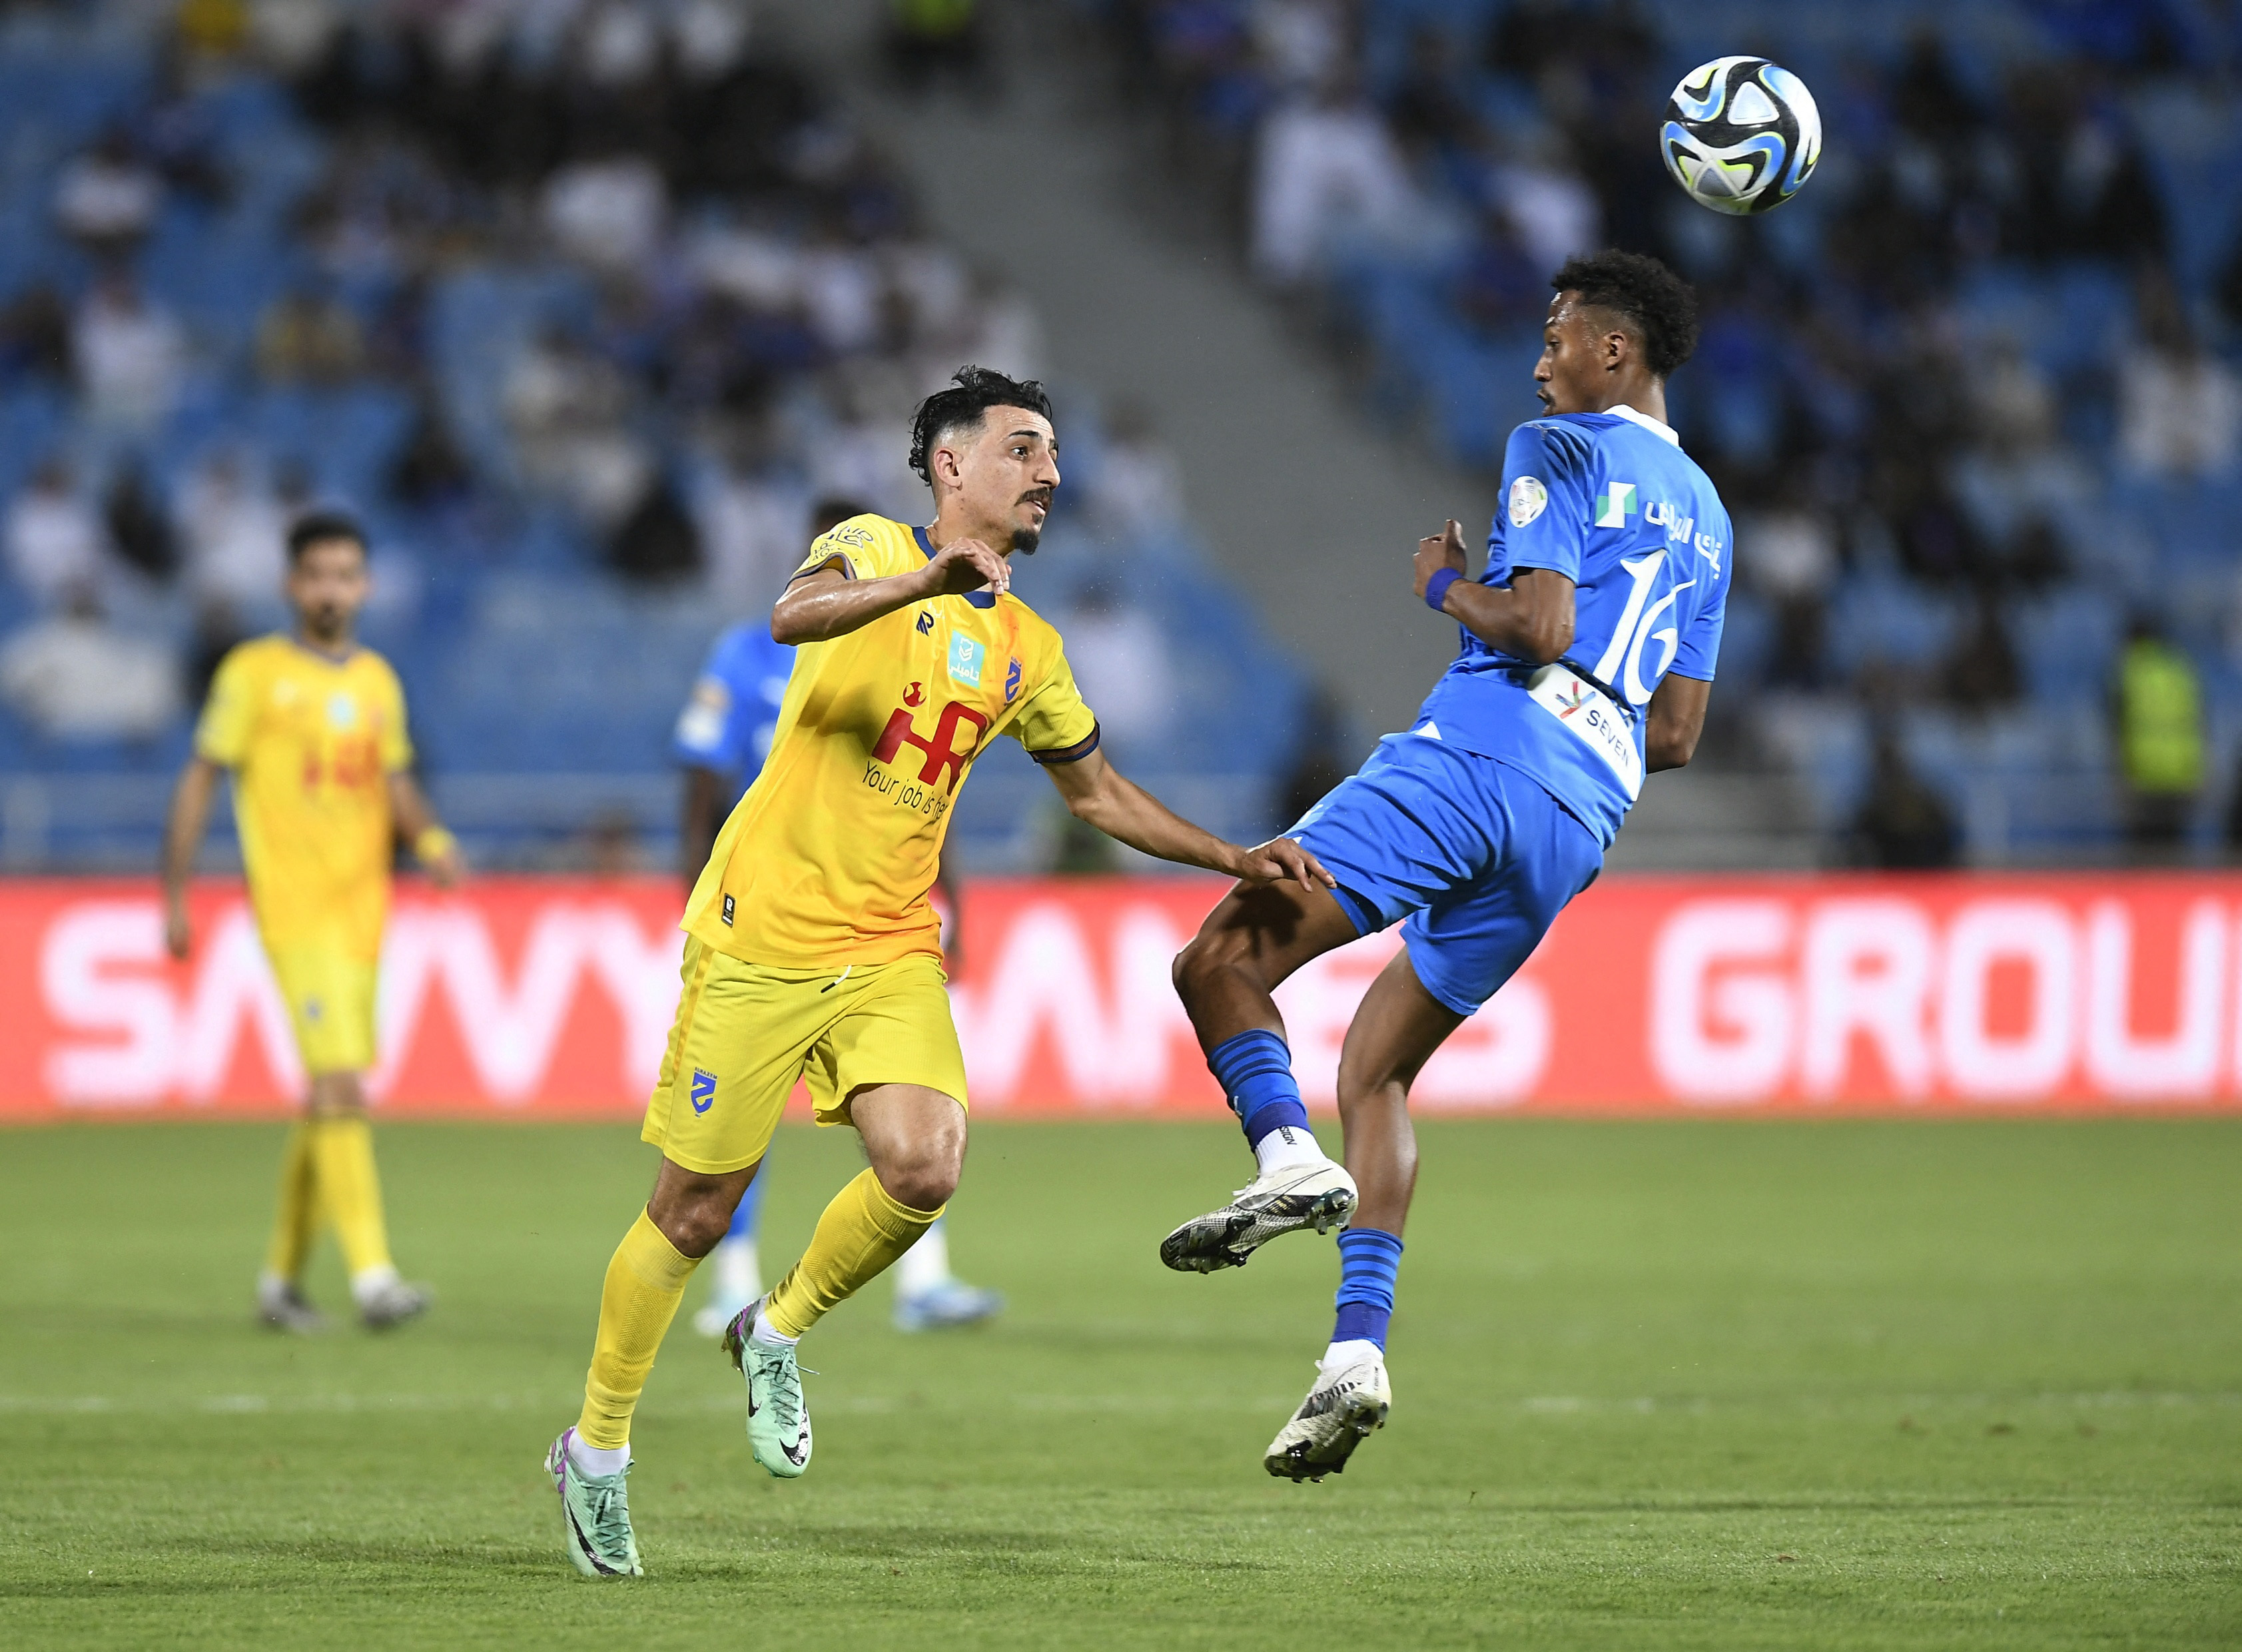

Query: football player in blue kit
left=1163, top=250, right=1730, bottom=1479
left=674, top=498, right=1004, bottom=1338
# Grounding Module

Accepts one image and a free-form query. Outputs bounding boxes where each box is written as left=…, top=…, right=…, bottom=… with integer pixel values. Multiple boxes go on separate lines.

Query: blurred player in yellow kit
left=161, top=512, right=462, bottom=1333
left=544, top=368, right=1333, bottom=1577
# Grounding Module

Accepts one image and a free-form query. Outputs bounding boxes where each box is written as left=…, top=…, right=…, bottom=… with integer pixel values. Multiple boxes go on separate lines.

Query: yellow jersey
left=193, top=634, right=413, bottom=956
left=685, top=514, right=1099, bottom=967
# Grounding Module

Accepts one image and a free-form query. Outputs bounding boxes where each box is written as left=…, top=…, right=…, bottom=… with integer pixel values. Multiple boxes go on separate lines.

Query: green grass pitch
left=2, top=1116, right=2237, bottom=1650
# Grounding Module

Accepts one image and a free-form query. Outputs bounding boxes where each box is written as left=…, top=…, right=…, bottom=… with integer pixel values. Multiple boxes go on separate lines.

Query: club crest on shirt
left=947, top=633, right=985, bottom=687
left=1508, top=475, right=1549, bottom=528
left=1005, top=656, right=1022, bottom=703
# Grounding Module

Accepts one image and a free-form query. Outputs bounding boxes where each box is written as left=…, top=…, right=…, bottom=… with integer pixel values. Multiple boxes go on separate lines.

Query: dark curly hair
left=1550, top=250, right=1700, bottom=378
left=286, top=509, right=366, bottom=563
left=908, top=365, right=1056, bottom=485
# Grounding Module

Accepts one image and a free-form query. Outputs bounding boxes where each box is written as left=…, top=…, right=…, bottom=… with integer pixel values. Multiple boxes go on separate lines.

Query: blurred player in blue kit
left=1163, top=252, right=1732, bottom=1479
left=672, top=496, right=1003, bottom=1338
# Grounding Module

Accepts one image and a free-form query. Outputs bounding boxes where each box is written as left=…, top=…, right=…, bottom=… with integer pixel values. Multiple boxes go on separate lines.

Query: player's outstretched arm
left=1644, top=672, right=1711, bottom=772
left=160, top=756, right=222, bottom=958
left=772, top=539, right=1012, bottom=645
left=1040, top=747, right=1337, bottom=890
left=388, top=772, right=464, bottom=888
left=1413, top=519, right=1575, bottom=663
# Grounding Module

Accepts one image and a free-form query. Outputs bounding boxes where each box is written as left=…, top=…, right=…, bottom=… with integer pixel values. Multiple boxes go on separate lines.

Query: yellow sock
left=576, top=1211, right=700, bottom=1450
left=262, top=1121, right=319, bottom=1281
left=308, top=1112, right=392, bottom=1281
left=763, top=1169, right=942, bottom=1339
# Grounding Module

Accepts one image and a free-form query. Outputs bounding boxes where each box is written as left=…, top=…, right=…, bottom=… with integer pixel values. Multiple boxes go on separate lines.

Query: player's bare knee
left=876, top=1147, right=959, bottom=1214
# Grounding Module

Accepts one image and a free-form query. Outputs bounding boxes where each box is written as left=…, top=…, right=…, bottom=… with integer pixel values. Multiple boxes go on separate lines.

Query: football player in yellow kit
left=546, top=367, right=1335, bottom=1577
left=161, top=512, right=462, bottom=1333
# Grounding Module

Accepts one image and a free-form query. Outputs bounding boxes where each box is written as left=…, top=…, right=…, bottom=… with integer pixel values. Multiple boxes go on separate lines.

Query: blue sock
left=1206, top=1029, right=1309, bottom=1149
left=1331, top=1227, right=1403, bottom=1350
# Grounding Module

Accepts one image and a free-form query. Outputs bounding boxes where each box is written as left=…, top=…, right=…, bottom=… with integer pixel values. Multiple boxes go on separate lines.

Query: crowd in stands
left=0, top=0, right=1304, bottom=869
left=1097, top=0, right=2242, bottom=862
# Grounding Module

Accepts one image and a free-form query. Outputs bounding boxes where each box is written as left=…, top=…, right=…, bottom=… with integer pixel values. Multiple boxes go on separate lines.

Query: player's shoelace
left=577, top=1470, right=635, bottom=1569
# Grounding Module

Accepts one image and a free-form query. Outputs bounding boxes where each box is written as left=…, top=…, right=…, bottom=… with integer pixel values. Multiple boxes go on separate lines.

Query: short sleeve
left=192, top=646, right=257, bottom=767
left=376, top=662, right=413, bottom=773
left=674, top=672, right=739, bottom=768
left=789, top=515, right=913, bottom=584
left=1669, top=512, right=1732, bottom=682
left=1008, top=641, right=1100, bottom=764
left=1493, top=422, right=1593, bottom=582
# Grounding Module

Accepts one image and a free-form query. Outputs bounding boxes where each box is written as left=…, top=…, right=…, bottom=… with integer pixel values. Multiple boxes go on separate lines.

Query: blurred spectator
left=1848, top=729, right=1961, bottom=869
left=608, top=473, right=703, bottom=583
left=255, top=287, right=366, bottom=385
left=1972, top=336, right=2059, bottom=460
left=0, top=584, right=180, bottom=741
left=1740, top=504, right=1838, bottom=691
left=387, top=396, right=478, bottom=515
left=1253, top=0, right=1349, bottom=100
left=0, top=284, right=71, bottom=382
left=72, top=274, right=187, bottom=432
left=1277, top=684, right=1350, bottom=829
left=887, top=0, right=989, bottom=94
left=1454, top=208, right=1544, bottom=331
left=1252, top=79, right=1416, bottom=286
left=1062, top=578, right=1175, bottom=758
left=1940, top=596, right=2024, bottom=711
left=1087, top=400, right=1187, bottom=537
left=505, top=326, right=653, bottom=529
left=53, top=128, right=162, bottom=259
left=177, top=452, right=285, bottom=612
left=103, top=458, right=177, bottom=584
left=542, top=154, right=667, bottom=275
left=1485, top=132, right=1601, bottom=274
left=1385, top=24, right=1477, bottom=162
left=2117, top=275, right=2239, bottom=480
left=2113, top=614, right=2203, bottom=859
left=695, top=448, right=813, bottom=611
left=5, top=461, right=109, bottom=607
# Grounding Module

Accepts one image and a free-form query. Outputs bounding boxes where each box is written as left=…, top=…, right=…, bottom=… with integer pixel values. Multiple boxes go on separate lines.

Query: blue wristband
left=1424, top=567, right=1461, bottom=614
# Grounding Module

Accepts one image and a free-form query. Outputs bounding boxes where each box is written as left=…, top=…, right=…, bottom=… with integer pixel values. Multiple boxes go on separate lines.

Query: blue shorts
left=1290, top=733, right=1603, bottom=1017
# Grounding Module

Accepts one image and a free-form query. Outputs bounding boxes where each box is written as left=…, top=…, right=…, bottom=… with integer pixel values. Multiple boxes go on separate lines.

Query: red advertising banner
left=4, top=873, right=2240, bottom=1118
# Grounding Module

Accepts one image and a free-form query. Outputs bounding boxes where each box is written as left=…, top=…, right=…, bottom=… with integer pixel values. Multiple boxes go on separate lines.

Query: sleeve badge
left=1508, top=475, right=1549, bottom=528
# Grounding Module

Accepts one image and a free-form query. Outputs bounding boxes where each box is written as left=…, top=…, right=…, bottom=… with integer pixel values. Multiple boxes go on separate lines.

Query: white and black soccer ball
left=1660, top=56, right=1821, bottom=216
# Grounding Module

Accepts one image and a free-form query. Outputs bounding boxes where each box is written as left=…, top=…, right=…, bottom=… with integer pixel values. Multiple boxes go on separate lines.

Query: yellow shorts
left=642, top=939, right=968, bottom=1175
left=266, top=946, right=378, bottom=1076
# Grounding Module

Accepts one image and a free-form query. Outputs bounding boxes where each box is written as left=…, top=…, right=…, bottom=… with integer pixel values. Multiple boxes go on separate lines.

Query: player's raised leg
left=1266, top=949, right=1456, bottom=1481
left=555, top=1153, right=754, bottom=1575
left=727, top=1083, right=960, bottom=1477
left=1161, top=884, right=1364, bottom=1272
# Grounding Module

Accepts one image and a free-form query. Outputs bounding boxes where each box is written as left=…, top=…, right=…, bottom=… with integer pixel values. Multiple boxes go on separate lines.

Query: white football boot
left=1264, top=1347, right=1391, bottom=1482
left=1159, top=1158, right=1357, bottom=1272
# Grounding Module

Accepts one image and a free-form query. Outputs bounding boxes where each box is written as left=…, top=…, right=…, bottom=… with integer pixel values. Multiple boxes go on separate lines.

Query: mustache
left=1018, top=488, right=1052, bottom=510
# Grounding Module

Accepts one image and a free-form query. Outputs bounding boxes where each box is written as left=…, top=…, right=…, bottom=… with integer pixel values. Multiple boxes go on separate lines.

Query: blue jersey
left=673, top=621, right=797, bottom=798
left=1412, top=406, right=1730, bottom=846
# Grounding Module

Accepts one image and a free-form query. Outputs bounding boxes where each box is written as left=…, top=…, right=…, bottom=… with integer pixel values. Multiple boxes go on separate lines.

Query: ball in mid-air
left=1660, top=56, right=1821, bottom=215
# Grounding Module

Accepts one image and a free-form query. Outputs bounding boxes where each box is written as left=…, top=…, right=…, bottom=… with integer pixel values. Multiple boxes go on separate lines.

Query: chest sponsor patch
left=326, top=692, right=358, bottom=730
left=1508, top=475, right=1549, bottom=528
left=947, top=633, right=986, bottom=687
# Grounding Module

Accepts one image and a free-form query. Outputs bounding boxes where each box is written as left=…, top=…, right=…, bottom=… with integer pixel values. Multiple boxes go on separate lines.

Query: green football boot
left=544, top=1429, right=643, bottom=1577
left=723, top=1303, right=812, bottom=1478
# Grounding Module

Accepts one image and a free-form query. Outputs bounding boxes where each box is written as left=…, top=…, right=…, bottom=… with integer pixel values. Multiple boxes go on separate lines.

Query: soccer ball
left=1660, top=56, right=1821, bottom=215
